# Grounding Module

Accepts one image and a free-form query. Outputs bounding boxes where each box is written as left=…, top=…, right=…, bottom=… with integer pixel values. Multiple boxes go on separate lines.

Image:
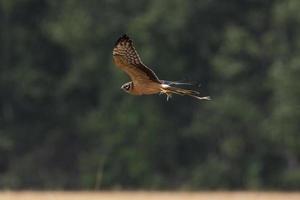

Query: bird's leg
left=166, top=93, right=172, bottom=101
left=159, top=89, right=172, bottom=100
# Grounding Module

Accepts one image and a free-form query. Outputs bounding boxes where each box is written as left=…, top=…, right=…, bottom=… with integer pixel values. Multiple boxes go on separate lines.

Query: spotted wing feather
left=113, top=34, right=160, bottom=84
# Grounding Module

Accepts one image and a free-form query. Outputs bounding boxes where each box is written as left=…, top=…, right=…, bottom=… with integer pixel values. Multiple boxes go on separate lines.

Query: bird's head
left=121, top=82, right=133, bottom=93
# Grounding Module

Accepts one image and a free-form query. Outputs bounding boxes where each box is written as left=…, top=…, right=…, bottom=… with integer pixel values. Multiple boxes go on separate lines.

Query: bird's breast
left=130, top=83, right=162, bottom=95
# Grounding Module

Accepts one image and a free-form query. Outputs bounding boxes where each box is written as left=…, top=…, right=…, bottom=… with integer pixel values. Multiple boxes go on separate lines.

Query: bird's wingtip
left=192, top=95, right=211, bottom=100
left=115, top=34, right=131, bottom=46
left=201, top=96, right=211, bottom=100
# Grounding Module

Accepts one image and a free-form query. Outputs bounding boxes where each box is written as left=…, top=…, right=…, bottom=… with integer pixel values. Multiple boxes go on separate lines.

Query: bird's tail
left=163, top=85, right=211, bottom=100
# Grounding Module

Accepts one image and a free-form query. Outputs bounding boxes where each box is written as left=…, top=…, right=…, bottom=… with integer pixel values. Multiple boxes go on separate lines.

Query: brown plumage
left=112, top=34, right=210, bottom=100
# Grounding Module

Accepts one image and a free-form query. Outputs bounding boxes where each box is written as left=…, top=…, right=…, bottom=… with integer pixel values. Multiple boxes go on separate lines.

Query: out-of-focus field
left=0, top=191, right=300, bottom=200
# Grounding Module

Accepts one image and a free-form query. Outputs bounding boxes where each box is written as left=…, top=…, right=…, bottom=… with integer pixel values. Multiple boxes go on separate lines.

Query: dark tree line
left=0, top=0, right=299, bottom=190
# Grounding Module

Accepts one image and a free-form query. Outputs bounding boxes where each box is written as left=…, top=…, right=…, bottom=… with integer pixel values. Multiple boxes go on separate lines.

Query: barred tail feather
left=165, top=86, right=211, bottom=100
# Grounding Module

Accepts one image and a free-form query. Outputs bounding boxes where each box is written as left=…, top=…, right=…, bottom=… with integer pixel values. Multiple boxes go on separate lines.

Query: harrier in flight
left=112, top=34, right=210, bottom=101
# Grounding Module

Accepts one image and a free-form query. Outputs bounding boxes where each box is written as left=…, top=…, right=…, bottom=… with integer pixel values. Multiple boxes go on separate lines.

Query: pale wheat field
left=0, top=191, right=300, bottom=200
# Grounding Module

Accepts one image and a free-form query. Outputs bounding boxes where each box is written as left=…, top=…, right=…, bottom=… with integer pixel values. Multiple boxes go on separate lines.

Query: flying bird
left=112, top=34, right=210, bottom=101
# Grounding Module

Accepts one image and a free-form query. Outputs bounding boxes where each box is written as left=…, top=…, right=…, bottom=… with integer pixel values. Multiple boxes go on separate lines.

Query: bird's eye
left=125, top=84, right=130, bottom=90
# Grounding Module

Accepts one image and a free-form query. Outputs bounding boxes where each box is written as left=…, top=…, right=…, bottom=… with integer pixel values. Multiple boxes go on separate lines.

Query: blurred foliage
left=0, top=0, right=299, bottom=190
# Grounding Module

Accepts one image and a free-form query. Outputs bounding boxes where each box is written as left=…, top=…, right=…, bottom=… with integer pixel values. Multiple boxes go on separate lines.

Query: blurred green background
left=1, top=0, right=300, bottom=190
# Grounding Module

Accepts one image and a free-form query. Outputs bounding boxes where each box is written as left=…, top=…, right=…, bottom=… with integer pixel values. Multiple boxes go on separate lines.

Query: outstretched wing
left=112, top=34, right=160, bottom=84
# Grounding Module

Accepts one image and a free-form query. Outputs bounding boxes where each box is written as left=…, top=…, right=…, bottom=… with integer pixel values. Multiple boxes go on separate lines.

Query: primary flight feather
left=112, top=34, right=210, bottom=101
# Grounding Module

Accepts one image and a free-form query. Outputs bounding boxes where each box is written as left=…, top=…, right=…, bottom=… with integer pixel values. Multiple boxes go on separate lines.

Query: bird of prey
left=112, top=34, right=210, bottom=101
